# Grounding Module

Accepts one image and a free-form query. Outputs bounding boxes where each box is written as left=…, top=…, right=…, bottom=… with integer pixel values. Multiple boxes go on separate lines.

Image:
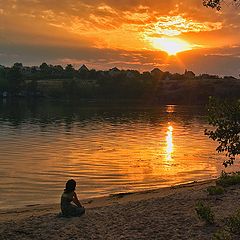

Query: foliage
left=26, top=79, right=38, bottom=94
left=212, top=229, right=232, bottom=240
left=203, top=0, right=239, bottom=10
left=65, top=64, right=75, bottom=78
left=6, top=65, right=24, bottom=93
left=62, top=79, right=79, bottom=98
left=0, top=76, right=8, bottom=91
left=226, top=209, right=240, bottom=234
left=211, top=209, right=240, bottom=239
left=207, top=185, right=224, bottom=195
left=195, top=201, right=215, bottom=224
left=216, top=171, right=240, bottom=187
left=205, top=97, right=240, bottom=167
left=0, top=63, right=240, bottom=102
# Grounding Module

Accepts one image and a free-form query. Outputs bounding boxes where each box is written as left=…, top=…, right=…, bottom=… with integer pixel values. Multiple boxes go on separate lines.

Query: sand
left=1, top=180, right=240, bottom=240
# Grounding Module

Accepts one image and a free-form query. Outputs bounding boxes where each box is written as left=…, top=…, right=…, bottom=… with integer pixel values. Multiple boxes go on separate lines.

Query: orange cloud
left=143, top=15, right=222, bottom=37
left=0, top=0, right=239, bottom=76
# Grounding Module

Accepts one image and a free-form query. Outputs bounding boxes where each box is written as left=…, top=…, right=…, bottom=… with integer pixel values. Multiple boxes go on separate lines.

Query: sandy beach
left=1, top=179, right=240, bottom=240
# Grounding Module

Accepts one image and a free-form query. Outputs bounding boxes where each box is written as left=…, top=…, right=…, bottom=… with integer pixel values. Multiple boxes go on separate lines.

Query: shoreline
left=1, top=177, right=217, bottom=211
left=0, top=178, right=216, bottom=222
left=2, top=177, right=240, bottom=239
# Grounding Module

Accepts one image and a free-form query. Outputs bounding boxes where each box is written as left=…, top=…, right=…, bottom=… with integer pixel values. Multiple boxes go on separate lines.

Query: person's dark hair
left=65, top=179, right=76, bottom=193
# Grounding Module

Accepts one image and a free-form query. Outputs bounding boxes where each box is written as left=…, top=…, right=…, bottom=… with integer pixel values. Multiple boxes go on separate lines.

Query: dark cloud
left=1, top=42, right=239, bottom=77
left=178, top=46, right=240, bottom=76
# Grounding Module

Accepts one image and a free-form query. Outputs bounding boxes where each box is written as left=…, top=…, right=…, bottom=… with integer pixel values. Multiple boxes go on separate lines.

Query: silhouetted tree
left=13, top=62, right=23, bottom=69
left=65, top=64, right=75, bottom=78
left=88, top=69, right=97, bottom=79
left=0, top=67, right=7, bottom=91
left=203, top=0, right=240, bottom=167
left=53, top=65, right=64, bottom=78
left=6, top=65, right=24, bottom=94
left=203, top=0, right=239, bottom=10
left=141, top=71, right=152, bottom=81
left=205, top=98, right=240, bottom=167
left=0, top=67, right=6, bottom=80
left=40, top=62, right=49, bottom=73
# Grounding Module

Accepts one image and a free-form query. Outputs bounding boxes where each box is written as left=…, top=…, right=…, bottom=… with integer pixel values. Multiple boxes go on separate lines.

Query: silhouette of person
left=61, top=179, right=85, bottom=217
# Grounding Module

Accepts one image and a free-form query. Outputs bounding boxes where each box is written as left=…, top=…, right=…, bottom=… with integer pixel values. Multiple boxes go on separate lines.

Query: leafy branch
left=205, top=97, right=240, bottom=167
left=203, top=0, right=239, bottom=10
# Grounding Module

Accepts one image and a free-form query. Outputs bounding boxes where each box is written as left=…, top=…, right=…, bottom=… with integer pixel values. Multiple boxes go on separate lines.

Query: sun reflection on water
left=166, top=125, right=174, bottom=162
left=166, top=105, right=175, bottom=113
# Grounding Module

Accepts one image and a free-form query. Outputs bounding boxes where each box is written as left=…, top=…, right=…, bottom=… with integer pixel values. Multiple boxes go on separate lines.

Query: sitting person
left=61, top=179, right=85, bottom=217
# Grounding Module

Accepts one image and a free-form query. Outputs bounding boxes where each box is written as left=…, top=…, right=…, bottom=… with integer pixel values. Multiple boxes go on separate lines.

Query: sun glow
left=151, top=37, right=192, bottom=55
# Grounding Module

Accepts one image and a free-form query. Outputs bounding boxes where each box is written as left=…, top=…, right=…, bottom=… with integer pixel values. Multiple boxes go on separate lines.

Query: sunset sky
left=0, top=0, right=240, bottom=76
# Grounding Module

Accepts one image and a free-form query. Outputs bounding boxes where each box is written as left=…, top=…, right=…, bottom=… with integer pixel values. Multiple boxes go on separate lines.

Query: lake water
left=0, top=100, right=235, bottom=209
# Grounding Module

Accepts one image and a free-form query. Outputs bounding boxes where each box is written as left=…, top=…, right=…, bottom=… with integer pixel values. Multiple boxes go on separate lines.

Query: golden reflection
left=166, top=125, right=174, bottom=162
left=166, top=105, right=175, bottom=113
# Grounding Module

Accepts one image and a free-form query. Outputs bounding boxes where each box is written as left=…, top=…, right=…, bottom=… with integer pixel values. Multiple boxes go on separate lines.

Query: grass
left=212, top=230, right=232, bottom=240
left=195, top=201, right=214, bottom=225
left=207, top=185, right=225, bottom=195
left=202, top=171, right=240, bottom=239
left=210, top=209, right=240, bottom=239
left=216, top=171, right=240, bottom=187
left=226, top=209, right=240, bottom=234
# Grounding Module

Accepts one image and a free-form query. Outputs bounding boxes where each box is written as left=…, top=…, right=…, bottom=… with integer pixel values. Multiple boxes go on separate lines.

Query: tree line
left=0, top=62, right=239, bottom=103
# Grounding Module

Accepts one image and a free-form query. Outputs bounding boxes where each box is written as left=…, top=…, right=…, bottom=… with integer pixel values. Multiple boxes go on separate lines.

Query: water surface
left=0, top=100, right=234, bottom=209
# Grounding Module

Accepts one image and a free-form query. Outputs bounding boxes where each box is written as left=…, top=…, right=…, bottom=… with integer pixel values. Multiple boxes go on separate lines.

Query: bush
left=195, top=201, right=214, bottom=224
left=216, top=171, right=240, bottom=187
left=226, top=209, right=240, bottom=234
left=207, top=185, right=225, bottom=195
left=212, top=230, right=232, bottom=240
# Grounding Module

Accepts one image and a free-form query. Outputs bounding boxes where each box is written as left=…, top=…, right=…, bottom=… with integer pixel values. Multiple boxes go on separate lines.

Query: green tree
left=205, top=98, right=240, bottom=167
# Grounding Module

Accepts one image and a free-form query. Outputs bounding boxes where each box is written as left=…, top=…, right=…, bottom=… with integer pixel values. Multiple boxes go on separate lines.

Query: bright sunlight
left=151, top=37, right=192, bottom=55
left=166, top=125, right=174, bottom=161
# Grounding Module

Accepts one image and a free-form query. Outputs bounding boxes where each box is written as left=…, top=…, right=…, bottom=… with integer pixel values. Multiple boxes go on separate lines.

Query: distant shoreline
left=0, top=96, right=211, bottom=105
left=1, top=63, right=240, bottom=105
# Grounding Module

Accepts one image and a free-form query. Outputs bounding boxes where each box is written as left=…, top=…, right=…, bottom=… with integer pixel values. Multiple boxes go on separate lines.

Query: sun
left=151, top=37, right=192, bottom=55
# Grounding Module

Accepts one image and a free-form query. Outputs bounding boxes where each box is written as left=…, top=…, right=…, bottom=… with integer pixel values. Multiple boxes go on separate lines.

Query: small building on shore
left=151, top=68, right=163, bottom=79
left=109, top=67, right=121, bottom=77
left=184, top=69, right=195, bottom=79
